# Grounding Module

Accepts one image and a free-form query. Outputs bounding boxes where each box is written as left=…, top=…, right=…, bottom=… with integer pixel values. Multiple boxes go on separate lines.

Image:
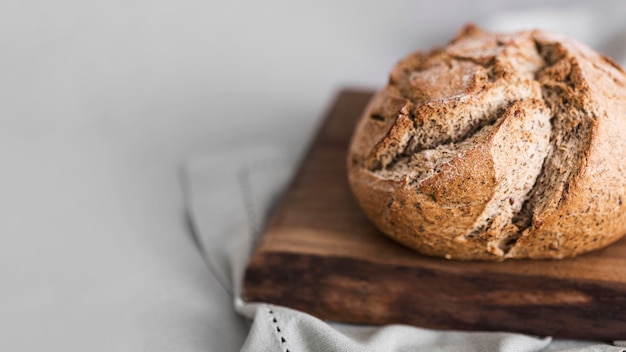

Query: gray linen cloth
left=182, top=145, right=625, bottom=352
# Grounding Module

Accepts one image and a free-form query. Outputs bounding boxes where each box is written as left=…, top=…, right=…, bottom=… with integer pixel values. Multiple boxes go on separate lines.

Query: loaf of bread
left=347, top=25, right=626, bottom=260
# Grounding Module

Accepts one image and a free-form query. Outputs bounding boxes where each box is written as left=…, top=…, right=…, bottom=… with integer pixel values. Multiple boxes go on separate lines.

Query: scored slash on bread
left=347, top=24, right=626, bottom=260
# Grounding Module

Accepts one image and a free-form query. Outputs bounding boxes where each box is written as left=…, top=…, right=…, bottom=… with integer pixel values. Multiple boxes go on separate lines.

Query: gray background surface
left=2, top=0, right=624, bottom=350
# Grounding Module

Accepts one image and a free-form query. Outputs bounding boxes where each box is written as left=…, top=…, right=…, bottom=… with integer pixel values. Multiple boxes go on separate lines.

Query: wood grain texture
left=243, top=90, right=626, bottom=340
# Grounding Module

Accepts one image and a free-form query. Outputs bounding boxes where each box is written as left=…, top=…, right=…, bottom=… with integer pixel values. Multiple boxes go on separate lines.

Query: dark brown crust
left=347, top=25, right=626, bottom=260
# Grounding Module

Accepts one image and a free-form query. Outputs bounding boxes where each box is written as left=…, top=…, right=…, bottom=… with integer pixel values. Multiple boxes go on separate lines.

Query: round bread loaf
left=347, top=25, right=626, bottom=260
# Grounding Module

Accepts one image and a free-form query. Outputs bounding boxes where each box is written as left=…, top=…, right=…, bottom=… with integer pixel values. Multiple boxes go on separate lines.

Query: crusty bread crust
left=347, top=25, right=626, bottom=260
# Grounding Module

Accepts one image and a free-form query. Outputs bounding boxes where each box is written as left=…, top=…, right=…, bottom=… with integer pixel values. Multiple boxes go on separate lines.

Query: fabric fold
left=182, top=145, right=624, bottom=352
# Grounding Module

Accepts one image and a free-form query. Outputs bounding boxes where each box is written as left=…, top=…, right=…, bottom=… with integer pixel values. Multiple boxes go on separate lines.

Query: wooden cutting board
left=243, top=90, right=626, bottom=340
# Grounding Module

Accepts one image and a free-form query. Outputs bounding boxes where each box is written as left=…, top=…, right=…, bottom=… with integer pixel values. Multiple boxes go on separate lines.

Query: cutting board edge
left=243, top=248, right=626, bottom=340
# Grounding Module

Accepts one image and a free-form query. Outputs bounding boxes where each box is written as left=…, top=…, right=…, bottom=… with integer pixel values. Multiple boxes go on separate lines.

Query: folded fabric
left=182, top=145, right=624, bottom=352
